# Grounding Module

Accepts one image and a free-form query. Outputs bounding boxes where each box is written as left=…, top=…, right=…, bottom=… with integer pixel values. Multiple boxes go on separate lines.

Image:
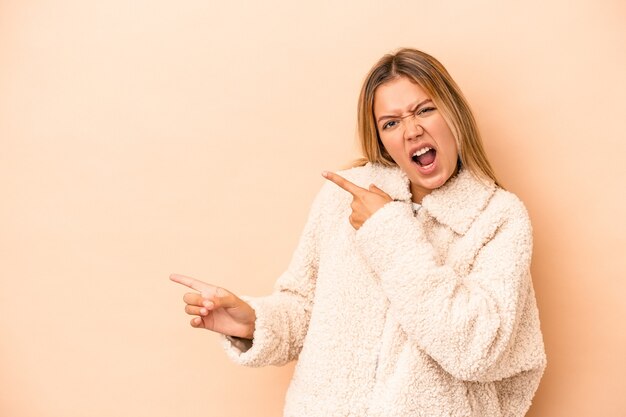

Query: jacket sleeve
left=219, top=183, right=328, bottom=367
left=354, top=196, right=546, bottom=382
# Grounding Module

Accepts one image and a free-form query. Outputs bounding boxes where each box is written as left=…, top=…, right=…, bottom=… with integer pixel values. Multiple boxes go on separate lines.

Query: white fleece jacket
left=220, top=162, right=546, bottom=417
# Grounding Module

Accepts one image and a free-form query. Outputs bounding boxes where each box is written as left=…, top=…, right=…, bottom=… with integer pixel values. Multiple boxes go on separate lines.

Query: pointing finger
left=322, top=171, right=367, bottom=196
left=170, top=273, right=213, bottom=293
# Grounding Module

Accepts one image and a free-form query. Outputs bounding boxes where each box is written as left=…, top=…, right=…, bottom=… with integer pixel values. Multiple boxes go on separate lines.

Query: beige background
left=1, top=0, right=625, bottom=416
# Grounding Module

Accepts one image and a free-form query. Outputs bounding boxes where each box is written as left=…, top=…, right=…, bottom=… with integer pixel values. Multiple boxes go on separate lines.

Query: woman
left=171, top=48, right=547, bottom=416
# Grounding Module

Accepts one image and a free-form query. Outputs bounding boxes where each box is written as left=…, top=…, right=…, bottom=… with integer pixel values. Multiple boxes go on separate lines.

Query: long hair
left=355, top=48, right=500, bottom=187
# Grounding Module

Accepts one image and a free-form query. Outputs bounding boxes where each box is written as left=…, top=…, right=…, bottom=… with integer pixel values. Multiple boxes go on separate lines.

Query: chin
left=412, top=171, right=451, bottom=191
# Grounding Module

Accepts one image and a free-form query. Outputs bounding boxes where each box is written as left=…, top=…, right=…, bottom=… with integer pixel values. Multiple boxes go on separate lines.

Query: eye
left=382, top=120, right=399, bottom=130
left=417, top=106, right=436, bottom=116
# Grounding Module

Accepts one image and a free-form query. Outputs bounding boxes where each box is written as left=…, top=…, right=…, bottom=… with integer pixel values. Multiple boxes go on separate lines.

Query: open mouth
left=411, top=146, right=436, bottom=168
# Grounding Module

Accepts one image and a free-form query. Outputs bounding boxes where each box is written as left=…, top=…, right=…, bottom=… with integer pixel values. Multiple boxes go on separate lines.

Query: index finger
left=169, top=273, right=213, bottom=295
left=322, top=171, right=366, bottom=196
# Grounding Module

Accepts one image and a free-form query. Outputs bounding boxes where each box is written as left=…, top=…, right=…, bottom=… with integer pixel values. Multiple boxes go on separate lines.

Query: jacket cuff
left=219, top=295, right=275, bottom=367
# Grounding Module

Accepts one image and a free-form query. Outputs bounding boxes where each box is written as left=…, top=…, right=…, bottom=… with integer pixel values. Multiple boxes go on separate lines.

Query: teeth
left=412, top=147, right=432, bottom=157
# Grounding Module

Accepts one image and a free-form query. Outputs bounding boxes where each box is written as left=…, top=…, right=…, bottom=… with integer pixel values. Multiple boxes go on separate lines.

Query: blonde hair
left=355, top=48, right=501, bottom=187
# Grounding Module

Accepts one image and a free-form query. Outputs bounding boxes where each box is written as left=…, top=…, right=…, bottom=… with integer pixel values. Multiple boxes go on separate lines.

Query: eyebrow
left=376, top=98, right=433, bottom=124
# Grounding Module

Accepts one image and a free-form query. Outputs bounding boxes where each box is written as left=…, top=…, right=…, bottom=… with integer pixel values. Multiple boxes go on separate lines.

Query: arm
left=354, top=196, right=540, bottom=382
left=220, top=183, right=328, bottom=367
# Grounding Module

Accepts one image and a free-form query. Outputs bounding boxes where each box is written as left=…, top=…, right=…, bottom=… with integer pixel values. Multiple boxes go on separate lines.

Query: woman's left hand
left=322, top=171, right=393, bottom=230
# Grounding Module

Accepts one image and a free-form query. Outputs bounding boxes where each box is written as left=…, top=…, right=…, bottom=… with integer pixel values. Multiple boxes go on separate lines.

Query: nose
left=403, top=115, right=423, bottom=140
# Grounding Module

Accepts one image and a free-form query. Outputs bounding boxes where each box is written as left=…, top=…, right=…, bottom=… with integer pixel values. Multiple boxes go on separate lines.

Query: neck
left=410, top=184, right=430, bottom=204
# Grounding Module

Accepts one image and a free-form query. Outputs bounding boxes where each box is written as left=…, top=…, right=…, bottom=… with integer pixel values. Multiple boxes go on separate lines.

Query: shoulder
left=489, top=187, right=531, bottom=225
left=484, top=187, right=533, bottom=246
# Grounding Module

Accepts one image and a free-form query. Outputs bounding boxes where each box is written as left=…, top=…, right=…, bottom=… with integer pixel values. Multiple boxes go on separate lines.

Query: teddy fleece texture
left=220, top=162, right=547, bottom=417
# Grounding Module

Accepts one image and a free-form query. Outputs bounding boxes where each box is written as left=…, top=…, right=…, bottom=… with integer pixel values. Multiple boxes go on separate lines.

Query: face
left=373, top=76, right=459, bottom=203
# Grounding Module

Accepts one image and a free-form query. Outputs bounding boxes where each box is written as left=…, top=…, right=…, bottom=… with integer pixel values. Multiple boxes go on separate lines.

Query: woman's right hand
left=170, top=273, right=256, bottom=339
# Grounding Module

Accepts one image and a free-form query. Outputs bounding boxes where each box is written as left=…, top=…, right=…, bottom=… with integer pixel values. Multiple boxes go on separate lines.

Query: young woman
left=171, top=48, right=546, bottom=417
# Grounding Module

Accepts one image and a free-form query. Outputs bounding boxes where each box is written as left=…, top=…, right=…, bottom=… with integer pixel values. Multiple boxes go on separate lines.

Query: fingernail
left=321, top=171, right=328, bottom=178
left=200, top=308, right=207, bottom=315
left=204, top=301, right=214, bottom=309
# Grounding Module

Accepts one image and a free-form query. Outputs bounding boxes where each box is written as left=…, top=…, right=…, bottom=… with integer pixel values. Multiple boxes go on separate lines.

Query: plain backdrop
left=1, top=0, right=625, bottom=416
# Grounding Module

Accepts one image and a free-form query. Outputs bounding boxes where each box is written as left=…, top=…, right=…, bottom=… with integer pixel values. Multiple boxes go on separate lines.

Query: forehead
left=373, top=76, right=430, bottom=115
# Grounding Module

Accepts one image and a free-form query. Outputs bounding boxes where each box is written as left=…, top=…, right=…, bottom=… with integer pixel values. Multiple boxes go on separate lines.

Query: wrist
left=225, top=335, right=254, bottom=352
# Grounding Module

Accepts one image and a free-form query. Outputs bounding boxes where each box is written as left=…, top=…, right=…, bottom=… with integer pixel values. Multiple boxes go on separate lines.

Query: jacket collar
left=367, top=162, right=497, bottom=235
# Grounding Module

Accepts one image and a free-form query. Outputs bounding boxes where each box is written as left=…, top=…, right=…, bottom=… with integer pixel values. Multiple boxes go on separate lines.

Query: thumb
left=368, top=183, right=387, bottom=196
left=210, top=287, right=239, bottom=309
